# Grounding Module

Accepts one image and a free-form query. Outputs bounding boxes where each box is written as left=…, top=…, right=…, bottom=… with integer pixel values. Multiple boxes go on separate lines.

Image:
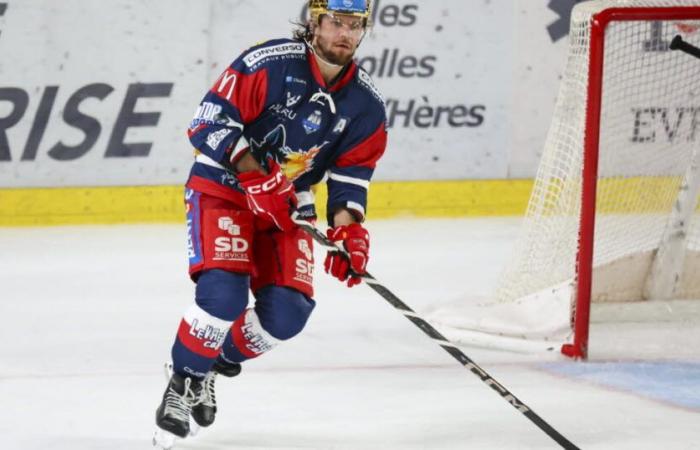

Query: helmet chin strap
left=305, top=39, right=346, bottom=69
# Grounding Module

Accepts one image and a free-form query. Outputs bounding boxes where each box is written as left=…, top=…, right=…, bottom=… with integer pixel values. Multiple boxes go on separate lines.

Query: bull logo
left=249, top=125, right=329, bottom=181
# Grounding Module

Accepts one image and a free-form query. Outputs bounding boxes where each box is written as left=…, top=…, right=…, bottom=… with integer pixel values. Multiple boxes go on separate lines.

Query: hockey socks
left=172, top=303, right=233, bottom=378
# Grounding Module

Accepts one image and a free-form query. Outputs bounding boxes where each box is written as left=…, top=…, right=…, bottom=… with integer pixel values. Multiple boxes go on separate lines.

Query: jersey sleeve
left=326, top=116, right=388, bottom=225
left=187, top=49, right=270, bottom=167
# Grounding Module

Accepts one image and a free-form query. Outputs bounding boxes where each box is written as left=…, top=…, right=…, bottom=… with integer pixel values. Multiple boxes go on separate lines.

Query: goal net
left=429, top=0, right=700, bottom=358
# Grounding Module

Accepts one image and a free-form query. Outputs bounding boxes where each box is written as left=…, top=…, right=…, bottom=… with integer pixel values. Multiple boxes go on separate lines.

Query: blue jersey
left=186, top=38, right=388, bottom=224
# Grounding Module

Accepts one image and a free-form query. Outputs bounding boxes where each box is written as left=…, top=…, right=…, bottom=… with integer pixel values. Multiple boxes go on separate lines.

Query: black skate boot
left=191, top=358, right=242, bottom=428
left=155, top=371, right=203, bottom=438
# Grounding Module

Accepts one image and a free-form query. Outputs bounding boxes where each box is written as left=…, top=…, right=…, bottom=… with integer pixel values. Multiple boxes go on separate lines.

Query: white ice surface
left=0, top=218, right=698, bottom=450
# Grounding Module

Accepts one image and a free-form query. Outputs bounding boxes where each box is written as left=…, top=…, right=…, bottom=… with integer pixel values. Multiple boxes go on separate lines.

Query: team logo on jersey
left=303, top=110, right=323, bottom=134
left=249, top=124, right=330, bottom=181
left=221, top=172, right=237, bottom=186
left=283, top=142, right=328, bottom=181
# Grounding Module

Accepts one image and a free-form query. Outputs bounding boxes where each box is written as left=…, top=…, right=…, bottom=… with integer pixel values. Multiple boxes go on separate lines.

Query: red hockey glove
left=324, top=223, right=369, bottom=287
left=238, top=161, right=297, bottom=232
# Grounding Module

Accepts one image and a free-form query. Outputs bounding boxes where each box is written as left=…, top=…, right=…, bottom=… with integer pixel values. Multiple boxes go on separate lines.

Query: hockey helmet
left=309, top=0, right=371, bottom=23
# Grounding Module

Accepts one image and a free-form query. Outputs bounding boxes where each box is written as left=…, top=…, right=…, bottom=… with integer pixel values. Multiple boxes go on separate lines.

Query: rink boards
left=2, top=175, right=695, bottom=226
left=0, top=180, right=533, bottom=226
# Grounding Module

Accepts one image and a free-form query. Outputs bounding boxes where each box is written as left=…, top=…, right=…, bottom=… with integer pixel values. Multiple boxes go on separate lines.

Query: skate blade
left=189, top=416, right=201, bottom=437
left=153, top=428, right=178, bottom=449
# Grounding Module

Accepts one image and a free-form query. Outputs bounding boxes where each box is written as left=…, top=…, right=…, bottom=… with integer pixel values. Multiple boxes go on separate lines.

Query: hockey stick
left=291, top=214, right=580, bottom=450
left=670, top=35, right=700, bottom=60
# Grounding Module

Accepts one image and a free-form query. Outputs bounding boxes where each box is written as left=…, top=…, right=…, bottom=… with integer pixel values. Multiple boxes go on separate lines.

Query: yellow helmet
left=309, top=0, right=371, bottom=23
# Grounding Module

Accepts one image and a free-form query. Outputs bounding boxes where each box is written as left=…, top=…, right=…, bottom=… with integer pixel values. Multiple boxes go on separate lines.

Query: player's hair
left=291, top=20, right=314, bottom=42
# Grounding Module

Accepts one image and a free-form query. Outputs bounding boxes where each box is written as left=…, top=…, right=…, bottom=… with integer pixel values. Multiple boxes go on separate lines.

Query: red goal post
left=567, top=5, right=700, bottom=359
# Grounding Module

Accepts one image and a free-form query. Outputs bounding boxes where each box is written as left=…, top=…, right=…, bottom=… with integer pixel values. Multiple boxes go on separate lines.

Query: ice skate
left=191, top=357, right=242, bottom=428
left=153, top=365, right=203, bottom=448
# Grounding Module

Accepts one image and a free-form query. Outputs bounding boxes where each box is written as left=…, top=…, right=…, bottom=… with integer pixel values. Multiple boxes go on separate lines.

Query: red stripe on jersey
left=334, top=122, right=388, bottom=169
left=210, top=68, right=268, bottom=124
left=306, top=49, right=357, bottom=92
left=176, top=319, right=220, bottom=359
left=231, top=316, right=261, bottom=359
left=186, top=176, right=248, bottom=207
left=187, top=123, right=207, bottom=138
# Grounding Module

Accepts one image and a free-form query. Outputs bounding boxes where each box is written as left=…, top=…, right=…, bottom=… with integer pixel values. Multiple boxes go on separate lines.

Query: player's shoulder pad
left=235, top=38, right=307, bottom=73
left=355, top=67, right=387, bottom=115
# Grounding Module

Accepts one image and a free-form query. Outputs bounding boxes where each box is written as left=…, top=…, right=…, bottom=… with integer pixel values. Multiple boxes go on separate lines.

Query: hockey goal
left=430, top=0, right=700, bottom=359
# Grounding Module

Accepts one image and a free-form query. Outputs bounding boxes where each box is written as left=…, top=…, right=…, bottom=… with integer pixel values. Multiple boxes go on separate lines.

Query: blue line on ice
left=540, top=361, right=700, bottom=410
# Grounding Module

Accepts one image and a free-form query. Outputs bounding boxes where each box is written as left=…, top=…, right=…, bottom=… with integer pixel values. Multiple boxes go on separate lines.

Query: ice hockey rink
left=1, top=218, right=699, bottom=450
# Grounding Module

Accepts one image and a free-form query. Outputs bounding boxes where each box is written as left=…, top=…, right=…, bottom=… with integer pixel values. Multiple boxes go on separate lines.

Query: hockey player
left=154, top=0, right=387, bottom=446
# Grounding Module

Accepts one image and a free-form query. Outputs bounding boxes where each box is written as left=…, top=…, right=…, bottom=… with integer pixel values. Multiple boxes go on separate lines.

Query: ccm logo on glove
left=238, top=161, right=297, bottom=232
left=243, top=171, right=285, bottom=195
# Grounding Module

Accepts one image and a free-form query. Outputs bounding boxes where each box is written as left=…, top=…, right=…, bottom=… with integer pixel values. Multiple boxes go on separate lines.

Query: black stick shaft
left=670, top=35, right=700, bottom=60
left=292, top=215, right=580, bottom=450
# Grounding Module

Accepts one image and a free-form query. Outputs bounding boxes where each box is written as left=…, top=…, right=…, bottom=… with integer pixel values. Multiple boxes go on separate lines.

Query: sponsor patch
left=185, top=190, right=203, bottom=266
left=285, top=76, right=308, bottom=85
left=243, top=43, right=306, bottom=68
left=191, top=102, right=223, bottom=129
left=206, top=129, right=233, bottom=150
left=177, top=303, right=231, bottom=358
left=213, top=214, right=250, bottom=262
left=234, top=309, right=280, bottom=357
left=294, top=237, right=314, bottom=285
left=357, top=68, right=386, bottom=107
left=215, top=68, right=237, bottom=102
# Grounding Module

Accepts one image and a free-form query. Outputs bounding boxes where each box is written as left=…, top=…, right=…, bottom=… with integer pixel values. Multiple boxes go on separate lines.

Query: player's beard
left=313, top=34, right=356, bottom=66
